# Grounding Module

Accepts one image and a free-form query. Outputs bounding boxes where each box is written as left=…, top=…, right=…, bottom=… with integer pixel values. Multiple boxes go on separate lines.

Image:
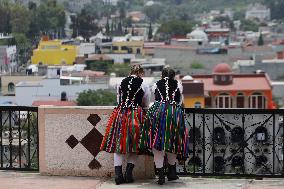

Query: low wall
left=39, top=106, right=154, bottom=178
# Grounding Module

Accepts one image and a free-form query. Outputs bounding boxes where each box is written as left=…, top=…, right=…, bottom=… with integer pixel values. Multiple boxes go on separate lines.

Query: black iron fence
left=0, top=106, right=38, bottom=171
left=178, top=108, right=284, bottom=177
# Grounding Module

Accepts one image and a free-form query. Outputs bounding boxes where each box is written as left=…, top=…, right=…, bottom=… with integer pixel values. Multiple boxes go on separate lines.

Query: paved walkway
left=0, top=171, right=101, bottom=189
left=0, top=171, right=284, bottom=189
left=98, top=177, right=284, bottom=189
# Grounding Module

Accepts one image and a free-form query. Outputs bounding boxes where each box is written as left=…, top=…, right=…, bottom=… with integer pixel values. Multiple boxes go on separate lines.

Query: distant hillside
left=147, top=0, right=284, bottom=20
left=160, top=0, right=261, bottom=12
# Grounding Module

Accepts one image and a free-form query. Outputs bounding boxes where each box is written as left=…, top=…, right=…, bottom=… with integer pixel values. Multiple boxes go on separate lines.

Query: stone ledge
left=39, top=106, right=155, bottom=179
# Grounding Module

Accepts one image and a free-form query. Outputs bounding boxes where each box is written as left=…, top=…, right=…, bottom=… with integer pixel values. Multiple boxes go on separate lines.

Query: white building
left=245, top=3, right=271, bottom=21
left=0, top=34, right=17, bottom=73
left=131, top=58, right=165, bottom=76
left=15, top=78, right=109, bottom=106
left=102, top=0, right=119, bottom=6
left=78, top=43, right=96, bottom=56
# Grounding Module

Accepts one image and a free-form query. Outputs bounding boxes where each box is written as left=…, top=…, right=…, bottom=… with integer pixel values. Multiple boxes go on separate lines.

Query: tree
left=76, top=8, right=100, bottom=40
left=111, top=20, right=114, bottom=36
left=258, top=32, right=264, bottom=46
left=263, top=0, right=284, bottom=20
left=86, top=60, right=113, bottom=73
left=70, top=14, right=78, bottom=38
left=0, top=1, right=12, bottom=33
left=13, top=33, right=31, bottom=65
left=143, top=4, right=163, bottom=22
left=109, top=64, right=130, bottom=77
left=157, top=20, right=193, bottom=37
left=175, top=0, right=183, bottom=5
left=37, top=0, right=66, bottom=38
left=117, top=21, right=123, bottom=36
left=77, top=89, right=116, bottom=106
left=240, top=19, right=259, bottom=32
left=125, top=16, right=132, bottom=27
left=131, top=26, right=135, bottom=36
left=105, top=18, right=110, bottom=36
left=117, top=1, right=126, bottom=20
left=27, top=2, right=40, bottom=39
left=10, top=3, right=30, bottom=34
left=148, top=22, right=153, bottom=40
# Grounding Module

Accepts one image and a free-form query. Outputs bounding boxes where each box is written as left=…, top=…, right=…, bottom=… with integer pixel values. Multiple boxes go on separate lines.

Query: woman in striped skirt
left=100, top=65, right=150, bottom=185
left=140, top=67, right=188, bottom=185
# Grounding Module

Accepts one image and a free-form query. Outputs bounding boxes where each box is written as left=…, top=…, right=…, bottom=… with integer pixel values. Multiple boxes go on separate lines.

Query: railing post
left=18, top=110, right=22, bottom=168
left=9, top=110, right=12, bottom=168
left=202, top=113, right=205, bottom=174
left=0, top=110, right=2, bottom=168
left=272, top=113, right=275, bottom=175
left=193, top=112, right=195, bottom=174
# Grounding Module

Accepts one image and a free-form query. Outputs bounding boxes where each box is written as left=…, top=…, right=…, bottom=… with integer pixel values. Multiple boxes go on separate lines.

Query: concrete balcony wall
left=39, top=106, right=154, bottom=178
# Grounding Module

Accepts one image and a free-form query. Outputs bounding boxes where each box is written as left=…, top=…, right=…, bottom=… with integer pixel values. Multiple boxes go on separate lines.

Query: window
left=112, top=46, right=118, bottom=51
left=216, top=93, right=231, bottom=108
left=8, top=82, right=15, bottom=93
left=61, top=92, right=67, bottom=101
left=42, top=45, right=59, bottom=49
left=236, top=93, right=245, bottom=108
left=136, top=48, right=141, bottom=54
left=194, top=102, right=202, bottom=108
left=249, top=92, right=266, bottom=109
left=221, top=76, right=226, bottom=81
left=214, top=75, right=218, bottom=82
left=123, top=59, right=131, bottom=63
left=121, top=46, right=128, bottom=51
left=128, top=48, right=133, bottom=53
left=205, top=97, right=212, bottom=108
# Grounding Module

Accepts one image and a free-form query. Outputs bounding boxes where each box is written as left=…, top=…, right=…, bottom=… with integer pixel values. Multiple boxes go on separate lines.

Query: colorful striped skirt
left=100, top=106, right=145, bottom=154
left=139, top=102, right=189, bottom=157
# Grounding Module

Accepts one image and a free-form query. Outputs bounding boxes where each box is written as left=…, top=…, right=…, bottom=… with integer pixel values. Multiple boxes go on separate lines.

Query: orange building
left=191, top=63, right=275, bottom=109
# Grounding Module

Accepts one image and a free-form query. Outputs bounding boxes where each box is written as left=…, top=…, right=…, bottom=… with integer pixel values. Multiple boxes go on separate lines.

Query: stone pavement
left=0, top=171, right=101, bottom=189
left=98, top=177, right=284, bottom=189
left=0, top=171, right=284, bottom=189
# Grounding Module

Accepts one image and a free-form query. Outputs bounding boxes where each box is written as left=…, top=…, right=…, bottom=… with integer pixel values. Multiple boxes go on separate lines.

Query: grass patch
left=190, top=61, right=204, bottom=69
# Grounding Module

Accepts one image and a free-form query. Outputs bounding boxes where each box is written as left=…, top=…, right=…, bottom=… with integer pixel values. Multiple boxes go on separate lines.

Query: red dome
left=213, top=63, right=232, bottom=74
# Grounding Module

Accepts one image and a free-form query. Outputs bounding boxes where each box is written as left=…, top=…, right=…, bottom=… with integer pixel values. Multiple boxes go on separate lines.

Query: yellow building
left=182, top=77, right=205, bottom=108
left=31, top=40, right=77, bottom=65
left=112, top=40, right=144, bottom=55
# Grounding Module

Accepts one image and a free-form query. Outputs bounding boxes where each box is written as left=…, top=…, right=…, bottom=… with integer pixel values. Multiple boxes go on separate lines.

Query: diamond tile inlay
left=81, top=127, right=103, bottom=169
left=87, top=114, right=101, bottom=126
left=66, top=135, right=79, bottom=149
left=66, top=114, right=103, bottom=169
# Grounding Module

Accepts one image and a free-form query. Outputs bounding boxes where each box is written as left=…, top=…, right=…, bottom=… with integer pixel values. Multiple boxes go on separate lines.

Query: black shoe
left=125, top=163, right=135, bottom=183
left=157, top=167, right=165, bottom=185
left=167, top=164, right=179, bottom=181
left=115, top=166, right=125, bottom=185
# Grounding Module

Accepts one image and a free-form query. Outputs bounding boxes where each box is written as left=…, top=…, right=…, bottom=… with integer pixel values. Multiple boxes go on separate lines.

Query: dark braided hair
left=130, top=65, right=144, bottom=75
left=162, top=67, right=175, bottom=79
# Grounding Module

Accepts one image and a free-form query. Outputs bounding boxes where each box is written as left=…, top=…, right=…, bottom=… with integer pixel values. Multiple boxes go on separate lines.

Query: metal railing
left=0, top=106, right=38, bottom=171
left=177, top=108, right=284, bottom=177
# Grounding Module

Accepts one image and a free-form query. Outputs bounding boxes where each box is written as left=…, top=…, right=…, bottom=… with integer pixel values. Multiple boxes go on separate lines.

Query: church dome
left=213, top=63, right=232, bottom=74
left=182, top=75, right=193, bottom=81
left=187, top=28, right=208, bottom=41
left=213, top=63, right=233, bottom=85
